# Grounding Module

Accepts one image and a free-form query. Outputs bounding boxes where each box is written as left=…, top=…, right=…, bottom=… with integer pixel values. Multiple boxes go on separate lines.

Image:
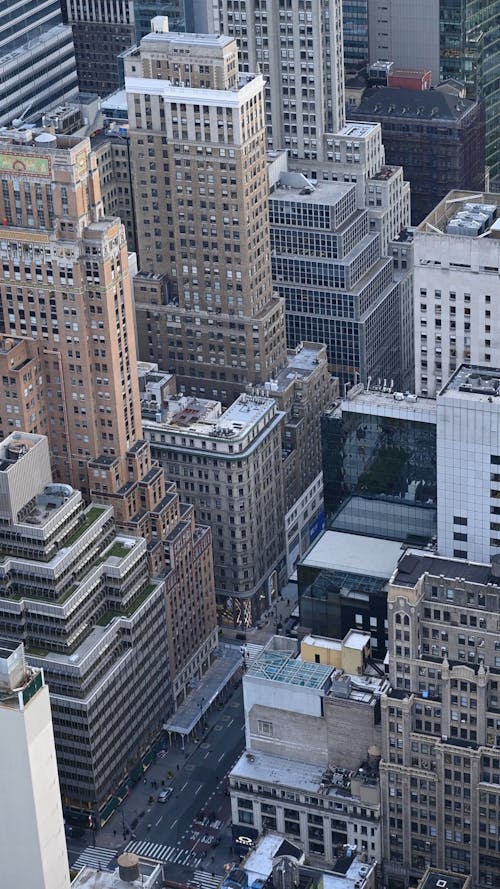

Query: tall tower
left=0, top=130, right=141, bottom=498
left=0, top=0, right=78, bottom=128
left=212, top=0, right=346, bottom=162
left=125, top=20, right=287, bottom=402
left=0, top=639, right=70, bottom=889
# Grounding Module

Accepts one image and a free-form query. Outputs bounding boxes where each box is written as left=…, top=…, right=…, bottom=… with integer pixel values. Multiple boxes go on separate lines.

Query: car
left=157, top=788, right=173, bottom=803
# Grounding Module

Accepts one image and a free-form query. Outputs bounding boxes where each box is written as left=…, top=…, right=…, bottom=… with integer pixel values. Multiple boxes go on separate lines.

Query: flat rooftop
left=418, top=872, right=470, bottom=889
left=419, top=189, right=500, bottom=234
left=270, top=180, right=353, bottom=206
left=339, top=122, right=379, bottom=138
left=301, top=530, right=403, bottom=579
left=439, top=364, right=500, bottom=399
left=393, top=550, right=492, bottom=588
left=266, top=344, right=328, bottom=393
left=71, top=862, right=161, bottom=888
left=143, top=30, right=235, bottom=49
left=242, top=834, right=303, bottom=885
left=329, top=384, right=437, bottom=422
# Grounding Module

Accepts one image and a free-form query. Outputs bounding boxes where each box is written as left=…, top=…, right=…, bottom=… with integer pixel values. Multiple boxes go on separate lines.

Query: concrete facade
left=125, top=25, right=287, bottom=405
left=0, top=639, right=70, bottom=889
left=381, top=551, right=500, bottom=889
left=414, top=192, right=500, bottom=397
left=368, top=0, right=440, bottom=84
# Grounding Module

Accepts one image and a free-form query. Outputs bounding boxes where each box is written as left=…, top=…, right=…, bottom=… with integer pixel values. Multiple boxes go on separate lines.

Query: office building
left=230, top=634, right=386, bottom=865
left=0, top=0, right=78, bottom=129
left=73, top=852, right=163, bottom=888
left=414, top=192, right=500, bottom=397
left=142, top=389, right=286, bottom=626
left=436, top=365, right=500, bottom=567
left=0, top=431, right=171, bottom=816
left=342, top=0, right=369, bottom=70
left=368, top=0, right=440, bottom=84
left=92, top=129, right=138, bottom=252
left=0, top=127, right=140, bottom=498
left=0, top=639, right=70, bottom=889
left=351, top=88, right=485, bottom=225
left=439, top=0, right=500, bottom=184
left=213, top=0, right=346, bottom=161
left=298, top=528, right=404, bottom=656
left=126, top=23, right=287, bottom=404
left=321, top=385, right=438, bottom=541
left=0, top=127, right=218, bottom=708
left=269, top=160, right=410, bottom=386
left=380, top=550, right=500, bottom=888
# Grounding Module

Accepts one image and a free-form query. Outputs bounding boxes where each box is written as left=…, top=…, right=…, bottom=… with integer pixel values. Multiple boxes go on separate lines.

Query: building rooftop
left=248, top=645, right=332, bottom=689
left=393, top=550, right=492, bottom=588
left=354, top=86, right=476, bottom=121
left=260, top=344, right=328, bottom=394
left=418, top=190, right=500, bottom=235
left=329, top=383, right=437, bottom=422
left=242, top=834, right=304, bottom=885
left=301, top=530, right=403, bottom=579
left=417, top=870, right=471, bottom=889
left=71, top=861, right=161, bottom=888
left=144, top=392, right=280, bottom=444
left=439, top=364, right=500, bottom=399
left=270, top=180, right=354, bottom=207
left=143, top=29, right=235, bottom=49
left=338, top=122, right=379, bottom=138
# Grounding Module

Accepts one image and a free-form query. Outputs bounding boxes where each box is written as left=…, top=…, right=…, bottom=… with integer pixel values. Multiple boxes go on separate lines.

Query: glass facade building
left=440, top=0, right=500, bottom=183
left=321, top=395, right=438, bottom=543
left=342, top=0, right=369, bottom=69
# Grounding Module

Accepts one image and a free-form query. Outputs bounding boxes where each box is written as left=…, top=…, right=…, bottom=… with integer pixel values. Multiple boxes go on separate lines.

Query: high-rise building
left=213, top=0, right=346, bottom=162
left=367, top=0, right=440, bottom=84
left=0, top=638, right=70, bottom=889
left=440, top=0, right=500, bottom=184
left=0, top=125, right=219, bottom=707
left=0, top=128, right=140, bottom=498
left=0, top=431, right=171, bottom=816
left=342, top=0, right=369, bottom=70
left=126, top=23, right=287, bottom=404
left=142, top=389, right=286, bottom=626
left=414, top=192, right=500, bottom=397
left=0, top=0, right=78, bottom=129
left=381, top=549, right=500, bottom=889
left=268, top=158, right=411, bottom=386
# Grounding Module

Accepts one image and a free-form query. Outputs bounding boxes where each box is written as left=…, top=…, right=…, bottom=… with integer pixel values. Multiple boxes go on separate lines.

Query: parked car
left=157, top=787, right=173, bottom=803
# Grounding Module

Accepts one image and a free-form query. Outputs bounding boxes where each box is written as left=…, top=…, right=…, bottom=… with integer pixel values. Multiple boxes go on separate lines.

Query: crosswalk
left=191, top=870, right=224, bottom=889
left=124, top=839, right=202, bottom=867
left=72, top=846, right=116, bottom=871
left=240, top=643, right=263, bottom=663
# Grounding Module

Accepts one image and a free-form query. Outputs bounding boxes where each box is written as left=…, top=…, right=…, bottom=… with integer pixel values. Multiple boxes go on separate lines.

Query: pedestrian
left=113, top=829, right=116, bottom=837
left=143, top=778, right=147, bottom=785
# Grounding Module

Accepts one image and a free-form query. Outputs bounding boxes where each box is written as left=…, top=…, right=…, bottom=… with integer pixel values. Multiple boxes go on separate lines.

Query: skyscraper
left=0, top=0, right=78, bottom=128
left=126, top=21, right=287, bottom=403
left=0, top=125, right=218, bottom=705
left=0, top=638, right=70, bottom=889
left=212, top=0, right=346, bottom=161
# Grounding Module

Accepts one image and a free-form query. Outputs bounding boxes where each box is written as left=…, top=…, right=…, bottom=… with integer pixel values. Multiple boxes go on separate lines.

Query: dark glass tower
left=440, top=0, right=500, bottom=183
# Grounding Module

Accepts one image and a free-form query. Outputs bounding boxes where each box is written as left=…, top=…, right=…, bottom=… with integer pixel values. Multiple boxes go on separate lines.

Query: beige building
left=124, top=21, right=287, bottom=404
left=92, top=130, right=137, bottom=253
left=0, top=126, right=218, bottom=705
left=381, top=550, right=500, bottom=889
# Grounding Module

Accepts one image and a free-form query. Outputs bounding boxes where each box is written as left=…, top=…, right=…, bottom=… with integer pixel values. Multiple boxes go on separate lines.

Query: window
left=257, top=720, right=273, bottom=737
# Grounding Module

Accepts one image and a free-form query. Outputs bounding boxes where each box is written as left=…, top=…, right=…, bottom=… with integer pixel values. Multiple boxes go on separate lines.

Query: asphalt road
left=67, top=682, right=245, bottom=878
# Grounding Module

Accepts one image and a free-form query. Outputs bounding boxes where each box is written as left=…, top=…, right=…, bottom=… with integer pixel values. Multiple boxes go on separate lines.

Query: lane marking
left=170, top=818, right=178, bottom=829
left=155, top=816, right=163, bottom=826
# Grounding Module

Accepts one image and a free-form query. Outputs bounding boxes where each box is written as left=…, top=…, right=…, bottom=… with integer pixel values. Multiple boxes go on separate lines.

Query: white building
left=414, top=191, right=500, bottom=397
left=72, top=852, right=163, bottom=888
left=437, top=365, right=500, bottom=564
left=0, top=639, right=70, bottom=889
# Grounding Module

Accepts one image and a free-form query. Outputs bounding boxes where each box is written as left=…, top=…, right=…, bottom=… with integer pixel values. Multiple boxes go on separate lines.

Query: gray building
left=0, top=0, right=78, bottom=127
left=230, top=634, right=387, bottom=865
left=368, top=0, right=440, bottom=84
left=269, top=163, right=412, bottom=388
left=0, top=432, right=172, bottom=817
left=381, top=550, right=500, bottom=889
